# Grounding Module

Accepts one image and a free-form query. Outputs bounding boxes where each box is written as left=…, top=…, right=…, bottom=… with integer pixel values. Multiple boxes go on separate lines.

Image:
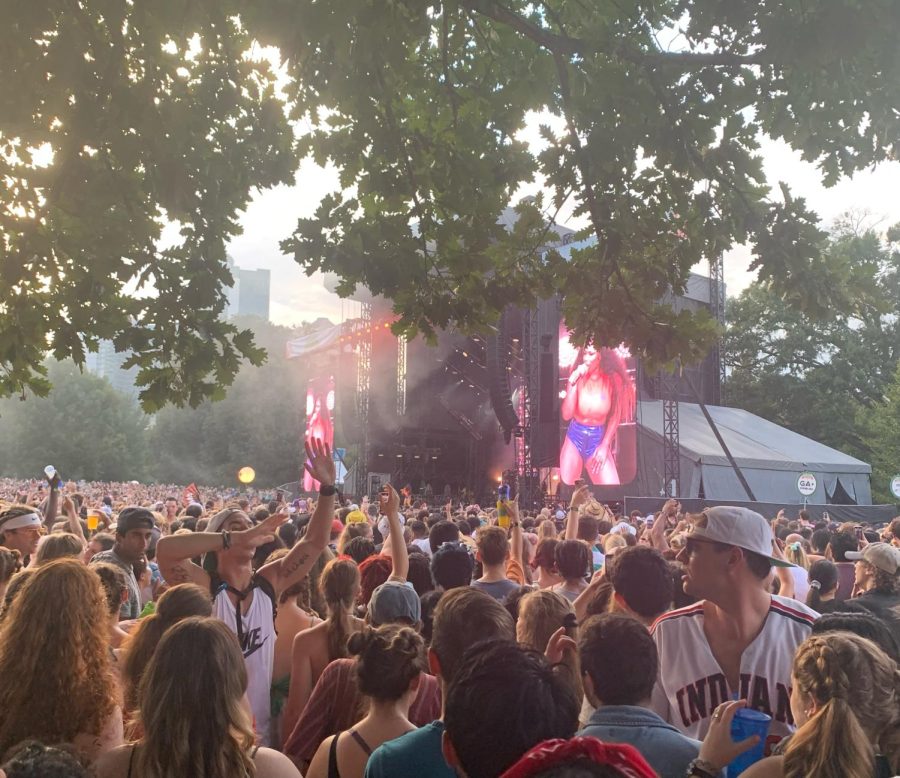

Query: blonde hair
left=603, top=534, right=627, bottom=554
left=133, top=617, right=256, bottom=777
left=516, top=589, right=582, bottom=704
left=785, top=542, right=810, bottom=570
left=537, top=520, right=558, bottom=541
left=784, top=633, right=900, bottom=777
left=34, top=533, right=83, bottom=565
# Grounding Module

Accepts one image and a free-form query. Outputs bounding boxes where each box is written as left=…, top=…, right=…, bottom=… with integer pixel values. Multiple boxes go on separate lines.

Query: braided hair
left=784, top=632, right=900, bottom=777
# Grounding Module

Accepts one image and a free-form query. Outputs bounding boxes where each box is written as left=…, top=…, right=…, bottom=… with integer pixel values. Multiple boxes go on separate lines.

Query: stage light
left=552, top=474, right=559, bottom=481
left=237, top=467, right=256, bottom=484
left=396, top=454, right=403, bottom=458
left=462, top=351, right=468, bottom=357
left=413, top=454, right=420, bottom=459
left=432, top=456, right=438, bottom=460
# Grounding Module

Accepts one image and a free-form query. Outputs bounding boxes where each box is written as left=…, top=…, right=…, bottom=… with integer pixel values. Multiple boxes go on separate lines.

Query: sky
left=225, top=126, right=900, bottom=330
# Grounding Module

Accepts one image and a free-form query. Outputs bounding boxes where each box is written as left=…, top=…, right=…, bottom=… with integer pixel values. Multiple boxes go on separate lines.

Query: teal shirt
left=365, top=721, right=452, bottom=778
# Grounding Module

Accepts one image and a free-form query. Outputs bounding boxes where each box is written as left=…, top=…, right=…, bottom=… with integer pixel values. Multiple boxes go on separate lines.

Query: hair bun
left=347, top=628, right=373, bottom=656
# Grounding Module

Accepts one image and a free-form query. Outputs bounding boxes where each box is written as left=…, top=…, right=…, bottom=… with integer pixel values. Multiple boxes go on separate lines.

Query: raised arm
left=157, top=512, right=287, bottom=588
left=565, top=485, right=590, bottom=541
left=60, top=496, right=86, bottom=545
left=44, top=474, right=60, bottom=531
left=260, top=439, right=336, bottom=597
left=378, top=484, right=408, bottom=582
left=508, top=498, right=523, bottom=568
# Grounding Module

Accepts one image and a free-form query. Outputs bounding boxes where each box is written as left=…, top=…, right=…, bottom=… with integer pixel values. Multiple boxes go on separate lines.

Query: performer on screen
left=560, top=343, right=635, bottom=486
left=303, top=394, right=334, bottom=491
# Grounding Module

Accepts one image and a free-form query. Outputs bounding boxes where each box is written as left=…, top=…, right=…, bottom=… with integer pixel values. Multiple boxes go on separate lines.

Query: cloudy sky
left=225, top=126, right=900, bottom=329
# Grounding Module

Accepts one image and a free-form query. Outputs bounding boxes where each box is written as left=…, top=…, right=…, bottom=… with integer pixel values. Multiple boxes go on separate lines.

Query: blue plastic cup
left=727, top=708, right=771, bottom=776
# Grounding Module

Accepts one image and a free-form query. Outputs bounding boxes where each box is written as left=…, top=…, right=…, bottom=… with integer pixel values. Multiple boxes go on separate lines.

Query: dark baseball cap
left=115, top=506, right=156, bottom=535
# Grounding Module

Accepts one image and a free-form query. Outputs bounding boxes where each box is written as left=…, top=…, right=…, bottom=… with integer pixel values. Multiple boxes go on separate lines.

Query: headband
left=499, top=737, right=657, bottom=778
left=0, top=513, right=42, bottom=532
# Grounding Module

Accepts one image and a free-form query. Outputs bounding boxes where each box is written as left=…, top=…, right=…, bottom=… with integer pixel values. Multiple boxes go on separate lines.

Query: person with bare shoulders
left=560, top=344, right=636, bottom=486
left=305, top=624, right=426, bottom=778
left=651, top=507, right=818, bottom=753
left=267, top=548, right=327, bottom=744
left=156, top=438, right=337, bottom=746
left=94, top=617, right=300, bottom=778
left=281, top=556, right=362, bottom=743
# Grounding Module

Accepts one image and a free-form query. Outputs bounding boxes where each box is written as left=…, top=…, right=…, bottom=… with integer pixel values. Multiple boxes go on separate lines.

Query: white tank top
left=212, top=583, right=275, bottom=746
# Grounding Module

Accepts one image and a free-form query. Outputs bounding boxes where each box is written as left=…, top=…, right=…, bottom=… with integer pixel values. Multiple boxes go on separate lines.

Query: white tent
left=634, top=401, right=872, bottom=505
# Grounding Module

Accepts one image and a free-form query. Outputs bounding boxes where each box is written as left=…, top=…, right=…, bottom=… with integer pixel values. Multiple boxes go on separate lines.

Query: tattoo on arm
left=169, top=563, right=192, bottom=583
left=281, top=552, right=311, bottom=578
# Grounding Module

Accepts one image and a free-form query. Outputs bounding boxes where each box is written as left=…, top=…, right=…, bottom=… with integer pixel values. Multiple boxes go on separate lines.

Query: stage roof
left=634, top=401, right=872, bottom=505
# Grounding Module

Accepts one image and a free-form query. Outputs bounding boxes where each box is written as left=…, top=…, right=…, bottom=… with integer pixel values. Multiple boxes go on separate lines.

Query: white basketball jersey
left=650, top=596, right=817, bottom=749
left=213, top=585, right=275, bottom=746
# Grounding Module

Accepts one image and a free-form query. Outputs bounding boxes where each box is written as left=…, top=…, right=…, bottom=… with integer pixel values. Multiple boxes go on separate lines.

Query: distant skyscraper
left=84, top=340, right=139, bottom=400
left=225, top=256, right=271, bottom=320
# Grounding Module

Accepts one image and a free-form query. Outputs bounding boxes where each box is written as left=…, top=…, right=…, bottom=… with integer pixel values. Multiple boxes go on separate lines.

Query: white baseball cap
left=688, top=506, right=792, bottom=567
left=845, top=543, right=900, bottom=576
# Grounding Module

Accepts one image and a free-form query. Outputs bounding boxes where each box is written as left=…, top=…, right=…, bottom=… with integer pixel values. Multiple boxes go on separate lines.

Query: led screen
left=558, top=322, right=637, bottom=486
left=303, top=375, right=336, bottom=492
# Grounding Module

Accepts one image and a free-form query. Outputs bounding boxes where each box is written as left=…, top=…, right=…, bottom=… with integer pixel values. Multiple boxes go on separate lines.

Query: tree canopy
left=3, top=1, right=899, bottom=408
left=0, top=359, right=150, bottom=481
left=725, top=219, right=899, bottom=501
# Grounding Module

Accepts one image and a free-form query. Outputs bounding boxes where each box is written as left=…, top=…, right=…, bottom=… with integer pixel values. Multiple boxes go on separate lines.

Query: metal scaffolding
left=708, top=251, right=726, bottom=405
left=356, top=302, right=373, bottom=492
left=517, top=307, right=542, bottom=508
left=396, top=336, right=407, bottom=416
left=661, top=369, right=681, bottom=498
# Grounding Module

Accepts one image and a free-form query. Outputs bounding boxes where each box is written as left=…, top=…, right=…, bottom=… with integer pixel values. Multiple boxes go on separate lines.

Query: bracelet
left=221, top=530, right=231, bottom=550
left=685, top=758, right=719, bottom=778
left=319, top=484, right=337, bottom=497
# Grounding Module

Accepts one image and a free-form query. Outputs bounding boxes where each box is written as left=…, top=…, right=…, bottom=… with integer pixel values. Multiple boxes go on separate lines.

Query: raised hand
left=379, top=484, right=401, bottom=516
left=304, top=438, right=336, bottom=487
left=569, top=484, right=591, bottom=511
left=234, top=511, right=289, bottom=550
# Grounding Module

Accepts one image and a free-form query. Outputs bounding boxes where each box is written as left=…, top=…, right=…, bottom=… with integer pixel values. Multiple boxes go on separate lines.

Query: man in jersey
left=560, top=343, right=635, bottom=486
left=650, top=507, right=817, bottom=752
left=157, top=437, right=336, bottom=747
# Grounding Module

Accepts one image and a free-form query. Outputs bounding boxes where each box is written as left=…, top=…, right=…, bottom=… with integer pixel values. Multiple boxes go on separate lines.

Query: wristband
left=685, top=758, right=719, bottom=778
left=319, top=484, right=337, bottom=497
left=221, top=530, right=231, bottom=550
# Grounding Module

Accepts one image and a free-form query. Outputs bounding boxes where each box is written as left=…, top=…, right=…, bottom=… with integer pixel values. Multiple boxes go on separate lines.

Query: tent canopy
left=634, top=401, right=872, bottom=505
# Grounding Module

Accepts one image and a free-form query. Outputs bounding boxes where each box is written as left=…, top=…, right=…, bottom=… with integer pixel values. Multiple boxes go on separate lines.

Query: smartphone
left=855, top=526, right=863, bottom=540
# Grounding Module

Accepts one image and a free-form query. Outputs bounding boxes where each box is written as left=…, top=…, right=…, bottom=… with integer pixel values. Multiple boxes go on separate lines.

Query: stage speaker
left=538, top=351, right=557, bottom=423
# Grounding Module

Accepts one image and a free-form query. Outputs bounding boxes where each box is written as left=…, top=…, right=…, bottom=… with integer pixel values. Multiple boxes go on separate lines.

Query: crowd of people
left=0, top=450, right=898, bottom=778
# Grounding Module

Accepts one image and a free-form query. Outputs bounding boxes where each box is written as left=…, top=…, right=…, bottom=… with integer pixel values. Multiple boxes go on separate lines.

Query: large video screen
left=303, top=375, right=336, bottom=492
left=558, top=322, right=637, bottom=486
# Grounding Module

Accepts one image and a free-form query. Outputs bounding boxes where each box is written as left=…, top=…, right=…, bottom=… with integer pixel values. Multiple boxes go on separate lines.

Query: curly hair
left=0, top=560, right=118, bottom=756
left=784, top=632, right=900, bottom=777
left=571, top=346, right=636, bottom=432
left=0, top=547, right=22, bottom=589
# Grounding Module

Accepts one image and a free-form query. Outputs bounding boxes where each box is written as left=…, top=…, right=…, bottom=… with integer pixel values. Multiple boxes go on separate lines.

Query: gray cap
left=845, top=543, right=900, bottom=576
left=368, top=580, right=421, bottom=626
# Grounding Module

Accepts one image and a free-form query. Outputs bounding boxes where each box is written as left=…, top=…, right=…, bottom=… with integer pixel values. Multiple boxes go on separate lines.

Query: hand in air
left=304, top=438, right=336, bottom=486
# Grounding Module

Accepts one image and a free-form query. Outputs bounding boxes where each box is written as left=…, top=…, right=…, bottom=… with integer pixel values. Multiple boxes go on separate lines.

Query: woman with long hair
left=281, top=557, right=363, bottom=745
left=119, top=583, right=213, bottom=713
left=560, top=343, right=636, bottom=486
left=0, top=559, right=122, bottom=762
left=94, top=617, right=300, bottom=778
left=699, top=632, right=900, bottom=778
left=783, top=539, right=811, bottom=602
left=516, top=589, right=582, bottom=705
left=304, top=625, right=427, bottom=778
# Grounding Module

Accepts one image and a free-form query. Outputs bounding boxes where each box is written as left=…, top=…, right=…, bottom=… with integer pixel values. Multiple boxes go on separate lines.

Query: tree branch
left=461, top=0, right=768, bottom=67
